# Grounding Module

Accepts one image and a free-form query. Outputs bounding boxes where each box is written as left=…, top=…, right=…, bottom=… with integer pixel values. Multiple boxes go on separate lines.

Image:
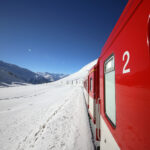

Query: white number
left=123, top=51, right=130, bottom=74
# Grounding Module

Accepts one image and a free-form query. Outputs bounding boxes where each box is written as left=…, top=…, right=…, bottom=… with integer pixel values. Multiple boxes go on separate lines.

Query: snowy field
left=0, top=60, right=97, bottom=150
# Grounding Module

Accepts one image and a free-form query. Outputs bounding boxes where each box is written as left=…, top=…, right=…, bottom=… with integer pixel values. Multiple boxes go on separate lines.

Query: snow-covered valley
left=0, top=60, right=97, bottom=150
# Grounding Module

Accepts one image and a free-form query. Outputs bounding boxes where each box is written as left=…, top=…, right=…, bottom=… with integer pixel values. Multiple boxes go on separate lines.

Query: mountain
left=0, top=60, right=67, bottom=86
left=37, top=72, right=68, bottom=82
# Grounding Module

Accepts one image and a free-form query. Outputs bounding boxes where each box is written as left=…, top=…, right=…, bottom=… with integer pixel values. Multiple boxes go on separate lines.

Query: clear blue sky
left=0, top=0, right=128, bottom=74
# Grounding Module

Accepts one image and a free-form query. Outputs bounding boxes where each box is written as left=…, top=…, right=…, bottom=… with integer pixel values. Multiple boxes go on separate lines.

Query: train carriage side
left=98, top=0, right=150, bottom=150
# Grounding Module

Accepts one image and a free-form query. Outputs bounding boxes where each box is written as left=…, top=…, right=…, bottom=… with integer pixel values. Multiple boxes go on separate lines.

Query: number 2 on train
left=122, top=51, right=130, bottom=74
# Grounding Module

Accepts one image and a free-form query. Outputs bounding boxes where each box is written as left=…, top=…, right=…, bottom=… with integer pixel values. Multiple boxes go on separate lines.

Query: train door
left=95, top=61, right=101, bottom=148
left=100, top=55, right=120, bottom=150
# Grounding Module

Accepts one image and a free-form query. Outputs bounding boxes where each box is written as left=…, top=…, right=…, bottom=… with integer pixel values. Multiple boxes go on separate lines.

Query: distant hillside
left=37, top=72, right=68, bottom=82
left=0, top=60, right=68, bottom=86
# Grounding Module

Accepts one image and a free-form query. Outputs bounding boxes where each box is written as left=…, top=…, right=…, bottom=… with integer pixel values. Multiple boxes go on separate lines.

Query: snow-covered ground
left=0, top=60, right=97, bottom=150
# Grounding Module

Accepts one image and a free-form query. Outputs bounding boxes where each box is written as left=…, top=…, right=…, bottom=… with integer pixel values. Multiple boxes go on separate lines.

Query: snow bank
left=0, top=59, right=97, bottom=150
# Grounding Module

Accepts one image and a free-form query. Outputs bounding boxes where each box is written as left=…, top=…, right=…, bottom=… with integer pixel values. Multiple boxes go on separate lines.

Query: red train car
left=88, top=66, right=97, bottom=124
left=88, top=63, right=101, bottom=146
left=84, top=0, right=150, bottom=149
left=98, top=0, right=150, bottom=149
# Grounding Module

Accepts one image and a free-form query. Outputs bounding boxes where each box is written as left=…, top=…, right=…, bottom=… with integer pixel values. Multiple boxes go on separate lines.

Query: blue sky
left=0, top=0, right=128, bottom=74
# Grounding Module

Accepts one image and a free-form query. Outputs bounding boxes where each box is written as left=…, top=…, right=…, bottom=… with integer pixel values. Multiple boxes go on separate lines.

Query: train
left=83, top=0, right=150, bottom=150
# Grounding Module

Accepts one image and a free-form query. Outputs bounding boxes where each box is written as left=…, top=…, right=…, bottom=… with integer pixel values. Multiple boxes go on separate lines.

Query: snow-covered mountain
left=58, top=59, right=98, bottom=84
left=37, top=72, right=68, bottom=82
left=0, top=60, right=67, bottom=86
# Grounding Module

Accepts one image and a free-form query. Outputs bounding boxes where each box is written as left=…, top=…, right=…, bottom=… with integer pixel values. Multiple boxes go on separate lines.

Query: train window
left=104, top=55, right=116, bottom=126
left=90, top=77, right=93, bottom=91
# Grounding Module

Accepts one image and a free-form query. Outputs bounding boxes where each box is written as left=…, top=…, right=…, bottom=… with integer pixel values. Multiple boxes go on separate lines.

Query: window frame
left=90, top=77, right=93, bottom=92
left=104, top=54, right=116, bottom=128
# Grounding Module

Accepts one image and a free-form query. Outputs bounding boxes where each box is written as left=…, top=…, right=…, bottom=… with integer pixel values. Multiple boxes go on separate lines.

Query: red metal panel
left=88, top=66, right=96, bottom=98
left=95, top=61, right=100, bottom=102
left=99, top=0, right=150, bottom=149
left=101, top=0, right=143, bottom=57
